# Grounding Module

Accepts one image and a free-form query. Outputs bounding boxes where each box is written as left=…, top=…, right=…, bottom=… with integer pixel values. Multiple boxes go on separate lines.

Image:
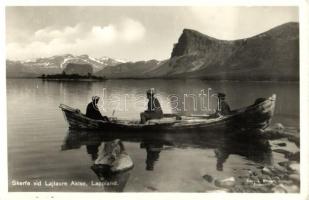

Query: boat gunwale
left=59, top=94, right=276, bottom=130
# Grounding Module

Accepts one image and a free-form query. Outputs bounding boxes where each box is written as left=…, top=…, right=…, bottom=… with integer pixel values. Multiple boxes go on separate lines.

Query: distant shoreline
left=40, top=78, right=107, bottom=82
left=6, top=77, right=299, bottom=83
left=37, top=73, right=107, bottom=82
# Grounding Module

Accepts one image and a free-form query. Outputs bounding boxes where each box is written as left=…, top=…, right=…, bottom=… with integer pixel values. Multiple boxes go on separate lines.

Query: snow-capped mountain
left=60, top=55, right=124, bottom=72
left=7, top=22, right=299, bottom=81
left=6, top=54, right=124, bottom=77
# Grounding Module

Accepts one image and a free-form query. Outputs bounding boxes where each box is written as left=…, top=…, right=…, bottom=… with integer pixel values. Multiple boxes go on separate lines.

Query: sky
left=6, top=6, right=298, bottom=61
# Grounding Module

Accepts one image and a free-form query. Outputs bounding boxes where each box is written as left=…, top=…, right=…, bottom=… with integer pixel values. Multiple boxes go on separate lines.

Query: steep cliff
left=157, top=22, right=299, bottom=81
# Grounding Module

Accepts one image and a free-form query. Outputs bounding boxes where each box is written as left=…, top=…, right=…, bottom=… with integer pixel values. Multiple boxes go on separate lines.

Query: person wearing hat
left=140, top=88, right=163, bottom=124
left=216, top=93, right=231, bottom=116
left=86, top=96, right=109, bottom=121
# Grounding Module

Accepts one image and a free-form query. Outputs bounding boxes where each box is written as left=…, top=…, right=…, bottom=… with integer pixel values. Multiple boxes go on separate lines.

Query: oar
left=108, top=110, right=116, bottom=121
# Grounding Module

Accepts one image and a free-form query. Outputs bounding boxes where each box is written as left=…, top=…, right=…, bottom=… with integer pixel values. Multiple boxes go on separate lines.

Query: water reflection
left=7, top=79, right=298, bottom=192
left=140, top=141, right=164, bottom=171
left=86, top=144, right=100, bottom=161
left=61, top=129, right=273, bottom=191
left=61, top=133, right=135, bottom=192
left=88, top=140, right=133, bottom=192
left=215, top=131, right=273, bottom=171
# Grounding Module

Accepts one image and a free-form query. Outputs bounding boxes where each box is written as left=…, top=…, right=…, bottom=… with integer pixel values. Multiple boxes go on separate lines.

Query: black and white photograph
left=3, top=4, right=307, bottom=196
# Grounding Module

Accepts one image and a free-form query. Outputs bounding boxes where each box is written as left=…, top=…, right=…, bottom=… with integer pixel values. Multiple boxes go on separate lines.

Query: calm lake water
left=7, top=79, right=299, bottom=192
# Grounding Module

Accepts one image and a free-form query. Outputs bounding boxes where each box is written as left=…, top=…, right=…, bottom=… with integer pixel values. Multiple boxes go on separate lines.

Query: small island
left=39, top=72, right=107, bottom=81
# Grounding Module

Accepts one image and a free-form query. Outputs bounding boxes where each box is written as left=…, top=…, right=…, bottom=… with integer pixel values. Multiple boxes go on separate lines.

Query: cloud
left=189, top=6, right=298, bottom=39
left=6, top=18, right=146, bottom=60
left=91, top=25, right=117, bottom=44
left=33, top=24, right=84, bottom=43
left=120, top=18, right=146, bottom=42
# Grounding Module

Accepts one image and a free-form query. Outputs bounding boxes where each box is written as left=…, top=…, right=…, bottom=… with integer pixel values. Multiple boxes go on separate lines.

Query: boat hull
left=59, top=94, right=276, bottom=133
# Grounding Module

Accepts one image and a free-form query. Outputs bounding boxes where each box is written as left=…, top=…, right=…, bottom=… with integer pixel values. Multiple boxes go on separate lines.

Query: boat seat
left=146, top=117, right=177, bottom=125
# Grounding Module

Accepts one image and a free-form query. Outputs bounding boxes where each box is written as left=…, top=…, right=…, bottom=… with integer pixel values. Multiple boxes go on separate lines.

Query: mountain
left=61, top=55, right=124, bottom=72
left=7, top=22, right=299, bottom=81
left=95, top=60, right=164, bottom=78
left=149, top=22, right=299, bottom=81
left=6, top=60, right=40, bottom=78
left=6, top=54, right=123, bottom=78
left=63, top=63, right=93, bottom=76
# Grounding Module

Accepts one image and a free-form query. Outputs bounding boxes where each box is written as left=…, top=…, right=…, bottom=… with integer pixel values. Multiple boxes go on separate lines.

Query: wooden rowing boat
left=59, top=94, right=276, bottom=133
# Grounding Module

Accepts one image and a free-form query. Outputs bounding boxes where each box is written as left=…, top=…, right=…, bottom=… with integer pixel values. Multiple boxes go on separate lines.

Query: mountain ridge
left=6, top=54, right=124, bottom=78
left=7, top=22, right=299, bottom=81
left=148, top=22, right=299, bottom=81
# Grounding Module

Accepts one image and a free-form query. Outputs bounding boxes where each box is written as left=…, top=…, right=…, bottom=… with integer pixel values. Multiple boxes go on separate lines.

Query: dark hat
left=217, top=93, right=226, bottom=99
left=92, top=96, right=100, bottom=101
left=146, top=88, right=155, bottom=95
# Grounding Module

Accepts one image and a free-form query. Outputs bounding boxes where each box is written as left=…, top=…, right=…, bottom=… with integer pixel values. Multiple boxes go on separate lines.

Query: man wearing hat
left=86, top=96, right=109, bottom=121
left=216, top=93, right=231, bottom=116
left=140, top=88, right=163, bottom=123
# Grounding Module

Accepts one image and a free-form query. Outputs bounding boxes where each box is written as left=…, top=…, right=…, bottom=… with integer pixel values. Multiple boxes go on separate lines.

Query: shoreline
left=40, top=78, right=107, bottom=82
left=6, top=77, right=300, bottom=83
left=203, top=124, right=300, bottom=193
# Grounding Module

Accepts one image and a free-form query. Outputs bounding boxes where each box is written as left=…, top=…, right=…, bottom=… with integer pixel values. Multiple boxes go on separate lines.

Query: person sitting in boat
left=86, top=96, right=109, bottom=121
left=216, top=93, right=231, bottom=116
left=140, top=89, right=163, bottom=124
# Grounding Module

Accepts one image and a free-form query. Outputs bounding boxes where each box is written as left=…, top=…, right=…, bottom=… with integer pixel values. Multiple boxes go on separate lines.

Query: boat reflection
left=86, top=143, right=100, bottom=161
left=90, top=140, right=133, bottom=192
left=61, top=129, right=273, bottom=191
left=214, top=130, right=273, bottom=171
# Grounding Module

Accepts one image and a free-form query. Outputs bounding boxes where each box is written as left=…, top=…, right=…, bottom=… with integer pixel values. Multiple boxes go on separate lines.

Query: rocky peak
left=171, top=29, right=230, bottom=58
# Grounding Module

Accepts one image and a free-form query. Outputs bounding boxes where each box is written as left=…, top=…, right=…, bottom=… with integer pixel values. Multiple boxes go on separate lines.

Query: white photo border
left=1, top=0, right=308, bottom=200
